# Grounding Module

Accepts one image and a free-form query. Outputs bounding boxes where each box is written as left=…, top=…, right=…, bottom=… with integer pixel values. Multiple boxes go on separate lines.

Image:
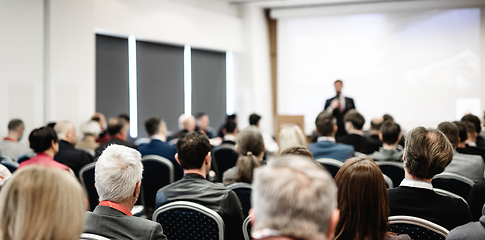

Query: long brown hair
left=333, top=156, right=390, bottom=240
left=231, top=153, right=261, bottom=184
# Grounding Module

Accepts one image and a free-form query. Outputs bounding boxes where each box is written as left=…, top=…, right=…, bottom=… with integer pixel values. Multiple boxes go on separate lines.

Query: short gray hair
left=81, top=120, right=101, bottom=136
left=251, top=155, right=337, bottom=240
left=95, top=144, right=143, bottom=202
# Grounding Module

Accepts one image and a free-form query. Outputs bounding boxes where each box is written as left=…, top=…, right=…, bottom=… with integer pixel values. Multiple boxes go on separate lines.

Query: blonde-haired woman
left=0, top=165, right=86, bottom=240
left=279, top=125, right=307, bottom=153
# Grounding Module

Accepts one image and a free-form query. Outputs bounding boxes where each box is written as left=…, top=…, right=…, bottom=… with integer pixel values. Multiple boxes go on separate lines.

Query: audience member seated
left=54, top=121, right=93, bottom=178
left=195, top=112, right=217, bottom=139
left=382, top=114, right=406, bottom=146
left=369, top=116, right=384, bottom=143
left=18, top=127, right=69, bottom=171
left=118, top=113, right=135, bottom=143
left=227, top=153, right=261, bottom=185
left=438, top=122, right=484, bottom=183
left=278, top=125, right=307, bottom=153
left=249, top=113, right=279, bottom=158
left=336, top=110, right=381, bottom=154
left=455, top=121, right=485, bottom=161
left=280, top=146, right=314, bottom=159
left=0, top=164, right=12, bottom=189
left=0, top=119, right=33, bottom=161
left=446, top=215, right=485, bottom=239
left=462, top=114, right=485, bottom=148
left=138, top=117, right=183, bottom=181
left=250, top=155, right=339, bottom=240
left=223, top=126, right=265, bottom=185
left=468, top=181, right=485, bottom=221
left=91, top=112, right=110, bottom=144
left=334, top=156, right=410, bottom=240
left=155, top=132, right=244, bottom=240
left=84, top=144, right=167, bottom=240
left=217, top=114, right=237, bottom=138
left=0, top=165, right=86, bottom=240
left=95, top=117, right=136, bottom=157
left=168, top=114, right=196, bottom=141
left=368, top=121, right=403, bottom=162
left=308, top=111, right=354, bottom=161
left=76, top=120, right=101, bottom=155
left=221, top=119, right=238, bottom=145
left=388, top=127, right=472, bottom=230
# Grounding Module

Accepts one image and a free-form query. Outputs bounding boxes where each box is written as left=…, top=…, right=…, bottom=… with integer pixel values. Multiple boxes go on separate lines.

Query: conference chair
left=434, top=188, right=468, bottom=206
left=376, top=162, right=404, bottom=188
left=141, top=155, right=174, bottom=219
left=1, top=155, right=13, bottom=162
left=153, top=201, right=224, bottom=240
left=383, top=174, right=393, bottom=189
left=79, top=233, right=111, bottom=240
left=212, top=144, right=239, bottom=182
left=482, top=203, right=485, bottom=216
left=227, top=182, right=252, bottom=218
left=242, top=215, right=252, bottom=240
left=1, top=160, right=18, bottom=173
left=315, top=158, right=343, bottom=178
left=79, top=162, right=99, bottom=211
left=389, top=216, right=449, bottom=240
left=432, top=172, right=474, bottom=200
left=16, top=153, right=36, bottom=164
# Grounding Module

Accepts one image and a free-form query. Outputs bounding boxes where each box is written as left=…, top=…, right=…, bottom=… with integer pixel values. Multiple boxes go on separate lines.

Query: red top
left=18, top=153, right=70, bottom=171
left=99, top=201, right=133, bottom=216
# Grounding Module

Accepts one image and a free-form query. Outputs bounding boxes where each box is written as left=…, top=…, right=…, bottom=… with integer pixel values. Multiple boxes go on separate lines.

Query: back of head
left=334, top=156, right=389, bottom=240
left=370, top=117, right=384, bottom=131
left=236, top=126, right=264, bottom=156
left=380, top=121, right=401, bottom=145
left=182, top=115, right=196, bottom=131
left=107, top=117, right=126, bottom=137
left=252, top=155, right=337, bottom=240
left=0, top=166, right=86, bottom=240
left=249, top=114, right=261, bottom=126
left=232, top=153, right=261, bottom=184
left=54, top=120, right=75, bottom=140
left=118, top=113, right=130, bottom=123
left=461, top=114, right=481, bottom=133
left=382, top=114, right=394, bottom=122
left=404, top=127, right=453, bottom=180
left=463, top=121, right=477, bottom=135
left=344, top=110, right=365, bottom=130
left=176, top=131, right=211, bottom=170
left=437, top=122, right=459, bottom=148
left=8, top=119, right=23, bottom=131
left=95, top=144, right=143, bottom=202
left=453, top=121, right=467, bottom=143
left=279, top=125, right=307, bottom=151
left=29, top=127, right=58, bottom=153
left=145, top=117, right=164, bottom=136
left=225, top=119, right=237, bottom=134
left=81, top=120, right=102, bottom=137
left=315, top=111, right=336, bottom=136
left=280, top=146, right=314, bottom=159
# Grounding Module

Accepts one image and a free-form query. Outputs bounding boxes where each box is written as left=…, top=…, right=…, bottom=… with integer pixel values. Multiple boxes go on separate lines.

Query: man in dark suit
left=138, top=117, right=183, bottom=181
left=95, top=117, right=137, bottom=158
left=336, top=110, right=381, bottom=154
left=53, top=120, right=93, bottom=178
left=462, top=114, right=485, bottom=148
left=388, top=127, right=472, bottom=230
left=308, top=111, right=354, bottom=161
left=324, top=80, right=355, bottom=137
left=84, top=144, right=168, bottom=240
left=455, top=121, right=485, bottom=162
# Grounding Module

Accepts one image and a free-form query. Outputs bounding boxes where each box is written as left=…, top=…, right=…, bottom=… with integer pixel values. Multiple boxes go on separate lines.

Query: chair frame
left=153, top=201, right=225, bottom=240
left=315, top=158, right=344, bottom=167
left=433, top=188, right=468, bottom=206
left=141, top=155, right=174, bottom=183
left=433, top=172, right=474, bottom=188
left=79, top=233, right=111, bottom=240
left=79, top=162, right=97, bottom=190
left=482, top=202, right=485, bottom=216
left=242, top=215, right=251, bottom=240
left=389, top=215, right=449, bottom=238
left=383, top=174, right=393, bottom=189
left=376, top=161, right=404, bottom=169
left=1, top=160, right=19, bottom=173
left=227, top=182, right=252, bottom=190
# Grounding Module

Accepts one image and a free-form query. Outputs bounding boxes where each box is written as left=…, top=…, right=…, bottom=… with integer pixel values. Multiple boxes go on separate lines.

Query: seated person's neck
left=184, top=169, right=207, bottom=178
left=405, top=172, right=432, bottom=183
left=347, top=129, right=363, bottom=135
left=382, top=143, right=398, bottom=150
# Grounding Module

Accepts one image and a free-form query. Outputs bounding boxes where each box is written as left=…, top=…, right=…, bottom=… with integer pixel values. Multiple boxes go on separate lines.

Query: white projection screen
left=277, top=4, right=485, bottom=135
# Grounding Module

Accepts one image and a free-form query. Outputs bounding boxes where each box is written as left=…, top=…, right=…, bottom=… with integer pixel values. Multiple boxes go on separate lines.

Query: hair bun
left=247, top=151, right=253, bottom=156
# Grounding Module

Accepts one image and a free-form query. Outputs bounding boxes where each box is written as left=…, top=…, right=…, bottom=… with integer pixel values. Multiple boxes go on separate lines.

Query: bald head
left=54, top=121, right=78, bottom=145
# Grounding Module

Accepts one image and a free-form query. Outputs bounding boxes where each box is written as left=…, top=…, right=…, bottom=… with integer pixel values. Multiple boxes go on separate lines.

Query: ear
left=397, top=134, right=402, bottom=143
left=249, top=208, right=255, bottom=226
left=378, top=133, right=383, bottom=141
left=134, top=182, right=141, bottom=198
left=175, top=153, right=181, bottom=165
left=326, top=209, right=340, bottom=239
left=402, top=151, right=406, bottom=162
left=205, top=152, right=211, bottom=164
left=235, top=145, right=240, bottom=154
left=333, top=125, right=338, bottom=134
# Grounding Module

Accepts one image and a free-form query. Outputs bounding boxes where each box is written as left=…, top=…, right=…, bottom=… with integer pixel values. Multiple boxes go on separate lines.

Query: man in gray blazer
left=84, top=144, right=167, bottom=240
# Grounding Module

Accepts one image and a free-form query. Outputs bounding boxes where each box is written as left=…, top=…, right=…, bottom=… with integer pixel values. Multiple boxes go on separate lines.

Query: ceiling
left=228, top=0, right=416, bottom=9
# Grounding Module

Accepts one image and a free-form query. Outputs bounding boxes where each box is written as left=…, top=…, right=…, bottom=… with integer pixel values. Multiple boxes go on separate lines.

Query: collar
left=399, top=178, right=433, bottom=190
left=223, top=135, right=236, bottom=142
left=3, top=136, right=17, bottom=142
left=317, top=136, right=335, bottom=143
left=98, top=201, right=133, bottom=216
left=183, top=173, right=206, bottom=180
left=466, top=140, right=477, bottom=147
left=252, top=228, right=284, bottom=240
left=151, top=135, right=166, bottom=142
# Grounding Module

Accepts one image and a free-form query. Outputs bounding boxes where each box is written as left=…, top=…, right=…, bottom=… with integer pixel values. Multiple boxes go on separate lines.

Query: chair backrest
left=383, top=173, right=393, bottom=189
left=389, top=215, right=449, bottom=240
left=315, top=158, right=343, bottom=178
left=242, top=215, right=252, bottom=240
left=153, top=201, right=225, bottom=240
left=16, top=153, right=36, bottom=164
left=1, top=160, right=19, bottom=173
left=79, top=162, right=98, bottom=211
left=482, top=203, right=485, bottom=216
left=432, top=172, right=474, bottom=200
left=227, top=182, right=252, bottom=218
left=376, top=161, right=404, bottom=188
left=77, top=147, right=95, bottom=156
left=433, top=188, right=468, bottom=206
left=141, top=155, right=174, bottom=217
left=213, top=144, right=239, bottom=182
left=79, top=233, right=111, bottom=240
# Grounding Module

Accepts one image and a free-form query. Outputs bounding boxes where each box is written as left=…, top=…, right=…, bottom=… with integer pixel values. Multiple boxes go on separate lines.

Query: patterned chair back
left=389, top=216, right=449, bottom=240
left=432, top=172, right=474, bottom=200
left=213, top=144, right=239, bottom=182
left=376, top=162, right=404, bottom=187
left=141, top=155, right=174, bottom=218
left=227, top=183, right=252, bottom=218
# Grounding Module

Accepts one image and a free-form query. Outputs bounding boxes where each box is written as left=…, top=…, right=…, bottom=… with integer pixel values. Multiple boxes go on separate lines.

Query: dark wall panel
left=136, top=41, right=184, bottom=138
left=95, top=35, right=129, bottom=119
left=191, top=49, right=226, bottom=132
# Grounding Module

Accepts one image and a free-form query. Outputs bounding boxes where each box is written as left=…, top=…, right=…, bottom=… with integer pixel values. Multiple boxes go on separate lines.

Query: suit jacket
left=84, top=205, right=167, bottom=240
left=54, top=140, right=93, bottom=178
left=308, top=140, right=354, bottom=162
left=444, top=151, right=485, bottom=183
left=156, top=173, right=245, bottom=240
left=368, top=148, right=403, bottom=162
left=467, top=181, right=485, bottom=221
left=95, top=138, right=137, bottom=158
left=457, top=146, right=485, bottom=163
left=138, top=139, right=183, bottom=181
left=446, top=215, right=485, bottom=240
left=336, top=134, right=381, bottom=154
left=324, top=95, right=355, bottom=136
left=388, top=186, right=472, bottom=230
